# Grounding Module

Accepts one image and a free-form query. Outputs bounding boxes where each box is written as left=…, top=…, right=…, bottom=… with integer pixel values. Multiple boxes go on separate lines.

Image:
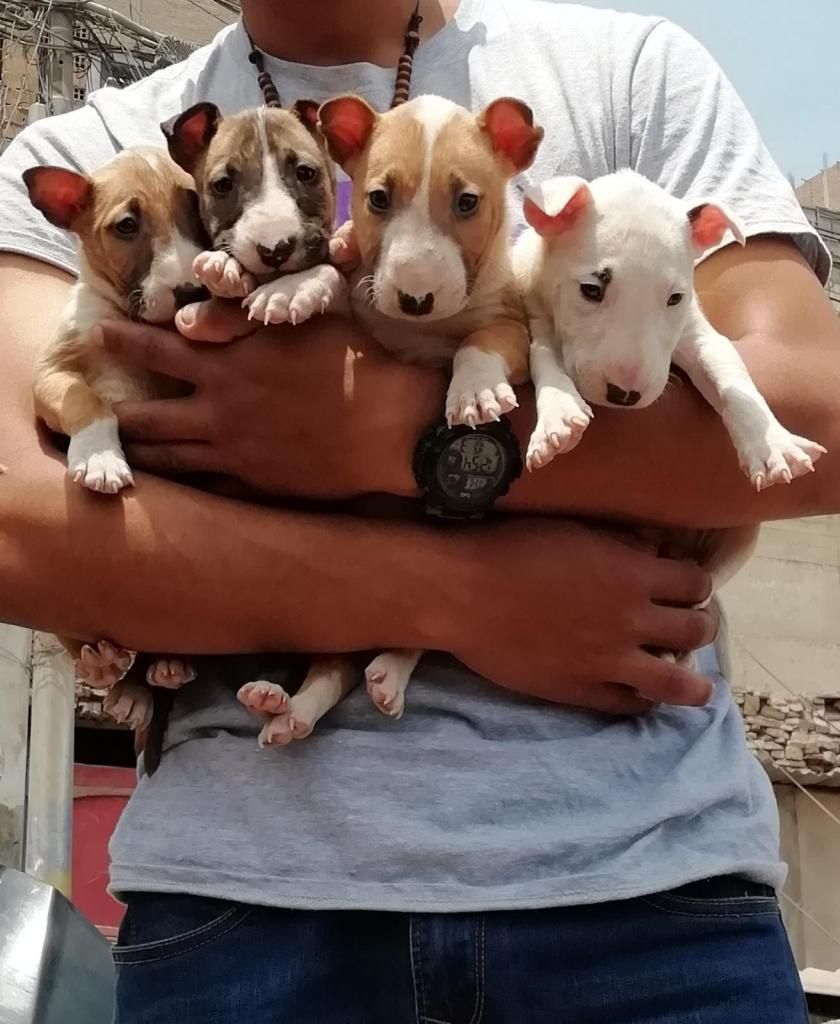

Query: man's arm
left=0, top=254, right=715, bottom=710
left=116, top=236, right=839, bottom=529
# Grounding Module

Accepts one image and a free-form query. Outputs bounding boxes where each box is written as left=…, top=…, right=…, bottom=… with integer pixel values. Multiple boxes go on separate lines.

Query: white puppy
left=514, top=169, right=825, bottom=488
left=514, top=169, right=827, bottom=670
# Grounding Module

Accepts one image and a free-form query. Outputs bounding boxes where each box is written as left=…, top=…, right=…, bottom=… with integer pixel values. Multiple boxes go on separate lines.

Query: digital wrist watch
left=412, top=418, right=523, bottom=520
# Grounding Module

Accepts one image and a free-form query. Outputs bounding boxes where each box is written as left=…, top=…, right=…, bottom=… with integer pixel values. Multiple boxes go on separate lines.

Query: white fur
left=67, top=417, right=133, bottom=493
left=243, top=264, right=348, bottom=325
left=232, top=108, right=307, bottom=275
left=446, top=347, right=518, bottom=427
left=143, top=228, right=204, bottom=322
left=375, top=96, right=468, bottom=321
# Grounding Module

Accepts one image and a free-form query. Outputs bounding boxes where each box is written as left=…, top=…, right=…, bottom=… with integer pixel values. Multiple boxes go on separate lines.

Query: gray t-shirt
left=0, top=0, right=828, bottom=911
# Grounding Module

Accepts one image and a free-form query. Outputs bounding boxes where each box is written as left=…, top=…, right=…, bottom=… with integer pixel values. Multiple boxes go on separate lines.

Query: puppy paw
left=194, top=251, right=255, bottom=299
left=243, top=266, right=343, bottom=326
left=257, top=699, right=317, bottom=748
left=740, top=426, right=826, bottom=491
left=364, top=651, right=418, bottom=719
left=69, top=449, right=133, bottom=493
left=103, top=679, right=153, bottom=731
left=445, top=378, right=518, bottom=427
left=146, top=658, right=196, bottom=689
left=526, top=392, right=593, bottom=470
left=74, top=641, right=136, bottom=689
left=237, top=680, right=290, bottom=716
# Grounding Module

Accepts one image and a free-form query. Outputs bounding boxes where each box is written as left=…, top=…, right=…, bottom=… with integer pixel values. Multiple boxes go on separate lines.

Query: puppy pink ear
left=161, top=102, right=221, bottom=174
left=687, top=202, right=746, bottom=252
left=22, top=166, right=93, bottom=230
left=317, top=95, right=378, bottom=171
left=479, top=98, right=544, bottom=174
left=523, top=177, right=591, bottom=236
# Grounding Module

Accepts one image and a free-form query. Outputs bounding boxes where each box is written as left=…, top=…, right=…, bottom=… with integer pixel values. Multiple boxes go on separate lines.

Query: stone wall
left=735, top=691, right=840, bottom=786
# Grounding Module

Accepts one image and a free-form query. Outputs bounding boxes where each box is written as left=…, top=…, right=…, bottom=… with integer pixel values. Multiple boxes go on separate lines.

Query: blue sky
left=579, top=0, right=839, bottom=184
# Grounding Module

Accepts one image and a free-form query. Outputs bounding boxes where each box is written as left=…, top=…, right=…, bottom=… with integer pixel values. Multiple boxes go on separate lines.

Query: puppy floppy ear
left=317, top=95, right=378, bottom=173
left=293, top=99, right=321, bottom=135
left=22, top=166, right=93, bottom=230
left=479, top=98, right=544, bottom=175
left=687, top=201, right=746, bottom=253
left=161, top=102, right=221, bottom=174
left=523, top=176, right=591, bottom=236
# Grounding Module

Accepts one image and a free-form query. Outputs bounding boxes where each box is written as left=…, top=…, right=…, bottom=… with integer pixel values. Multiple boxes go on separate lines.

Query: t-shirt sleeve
left=630, top=20, right=830, bottom=283
left=0, top=104, right=120, bottom=276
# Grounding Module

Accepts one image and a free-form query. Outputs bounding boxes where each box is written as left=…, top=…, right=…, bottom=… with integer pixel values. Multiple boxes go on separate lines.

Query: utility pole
left=47, top=5, right=75, bottom=116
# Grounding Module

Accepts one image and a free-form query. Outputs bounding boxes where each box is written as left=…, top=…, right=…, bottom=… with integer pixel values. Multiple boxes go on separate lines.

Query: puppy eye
left=296, top=165, right=318, bottom=184
left=212, top=176, right=234, bottom=195
left=455, top=191, right=480, bottom=216
left=667, top=292, right=684, bottom=307
left=113, top=215, right=139, bottom=237
left=579, top=282, right=603, bottom=303
left=367, top=188, right=391, bottom=213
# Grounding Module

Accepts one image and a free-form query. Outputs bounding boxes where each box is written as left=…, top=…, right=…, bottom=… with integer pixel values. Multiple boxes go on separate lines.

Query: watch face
left=434, top=433, right=507, bottom=507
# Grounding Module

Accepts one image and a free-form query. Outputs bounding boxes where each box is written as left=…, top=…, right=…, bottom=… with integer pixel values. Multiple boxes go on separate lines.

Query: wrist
left=355, top=354, right=446, bottom=497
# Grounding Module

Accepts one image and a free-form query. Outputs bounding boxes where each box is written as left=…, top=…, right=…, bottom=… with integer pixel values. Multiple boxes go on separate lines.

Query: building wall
left=1, top=0, right=236, bottom=148
left=797, top=164, right=840, bottom=213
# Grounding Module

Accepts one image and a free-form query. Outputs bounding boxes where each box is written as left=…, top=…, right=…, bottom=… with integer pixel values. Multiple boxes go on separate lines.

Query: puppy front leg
left=446, top=322, right=529, bottom=427
left=675, top=302, right=826, bottom=490
left=526, top=306, right=593, bottom=469
left=35, top=363, right=133, bottom=493
left=194, top=250, right=256, bottom=299
left=243, top=265, right=350, bottom=326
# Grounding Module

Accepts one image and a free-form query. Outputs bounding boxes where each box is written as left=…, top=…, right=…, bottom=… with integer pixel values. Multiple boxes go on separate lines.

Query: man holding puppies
left=0, top=1, right=836, bottom=1020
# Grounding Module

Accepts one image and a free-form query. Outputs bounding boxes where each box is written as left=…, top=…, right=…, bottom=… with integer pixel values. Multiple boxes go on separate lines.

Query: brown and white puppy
left=162, top=101, right=347, bottom=325
left=24, top=147, right=208, bottom=493
left=24, top=147, right=209, bottom=727
left=308, top=93, right=543, bottom=719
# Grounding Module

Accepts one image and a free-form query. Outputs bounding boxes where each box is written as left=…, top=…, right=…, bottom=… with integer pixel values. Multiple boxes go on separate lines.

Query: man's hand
left=452, top=519, right=716, bottom=713
left=102, top=304, right=444, bottom=499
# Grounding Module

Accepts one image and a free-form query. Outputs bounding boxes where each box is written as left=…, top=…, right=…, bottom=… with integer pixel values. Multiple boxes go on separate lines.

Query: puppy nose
left=173, top=283, right=209, bottom=309
left=257, top=239, right=295, bottom=267
left=398, top=291, right=434, bottom=316
left=605, top=383, right=641, bottom=407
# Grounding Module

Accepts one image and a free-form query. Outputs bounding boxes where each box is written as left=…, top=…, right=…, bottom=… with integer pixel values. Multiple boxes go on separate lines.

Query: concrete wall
left=778, top=785, right=840, bottom=971
left=724, top=516, right=840, bottom=698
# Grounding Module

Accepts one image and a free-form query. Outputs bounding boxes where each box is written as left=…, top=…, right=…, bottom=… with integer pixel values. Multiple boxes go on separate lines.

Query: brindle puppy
left=162, top=101, right=345, bottom=325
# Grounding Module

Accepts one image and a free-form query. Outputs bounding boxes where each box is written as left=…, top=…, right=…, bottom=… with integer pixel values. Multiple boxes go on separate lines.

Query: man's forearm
left=0, top=444, right=452, bottom=654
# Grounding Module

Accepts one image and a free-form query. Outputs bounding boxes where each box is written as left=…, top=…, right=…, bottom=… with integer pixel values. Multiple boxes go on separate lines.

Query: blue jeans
left=113, top=878, right=807, bottom=1023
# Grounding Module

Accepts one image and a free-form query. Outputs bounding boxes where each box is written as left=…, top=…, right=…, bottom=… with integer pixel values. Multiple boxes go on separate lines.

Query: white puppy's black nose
left=257, top=239, right=295, bottom=268
left=398, top=291, right=434, bottom=316
left=606, top=383, right=641, bottom=407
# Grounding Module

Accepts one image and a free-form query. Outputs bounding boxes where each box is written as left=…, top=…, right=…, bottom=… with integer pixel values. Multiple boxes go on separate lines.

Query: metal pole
left=24, top=634, right=75, bottom=897
left=0, top=625, right=32, bottom=870
left=47, top=6, right=75, bottom=115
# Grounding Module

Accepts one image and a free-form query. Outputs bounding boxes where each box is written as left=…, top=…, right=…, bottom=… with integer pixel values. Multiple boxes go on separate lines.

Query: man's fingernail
left=178, top=304, right=198, bottom=327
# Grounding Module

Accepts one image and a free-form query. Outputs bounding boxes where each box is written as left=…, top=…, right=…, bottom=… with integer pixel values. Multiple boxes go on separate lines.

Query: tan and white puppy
left=514, top=169, right=827, bottom=669
left=319, top=92, right=542, bottom=429
left=162, top=101, right=347, bottom=326
left=24, top=147, right=209, bottom=724
left=308, top=92, right=543, bottom=719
